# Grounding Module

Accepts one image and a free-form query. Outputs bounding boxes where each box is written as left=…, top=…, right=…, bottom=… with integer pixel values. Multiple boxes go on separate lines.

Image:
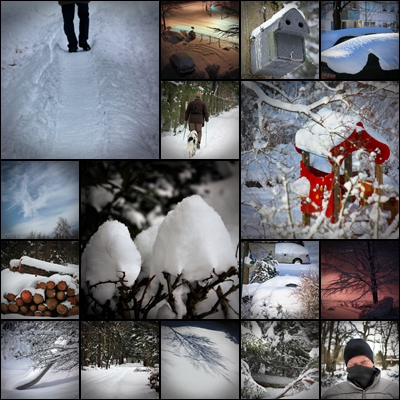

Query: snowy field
left=161, top=107, right=239, bottom=159
left=1, top=358, right=79, bottom=399
left=161, top=2, right=239, bottom=79
left=161, top=321, right=239, bottom=399
left=1, top=1, right=159, bottom=159
left=81, top=363, right=157, bottom=399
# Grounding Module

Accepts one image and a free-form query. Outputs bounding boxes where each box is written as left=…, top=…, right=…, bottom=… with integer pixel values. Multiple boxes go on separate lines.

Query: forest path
left=81, top=363, right=158, bottom=399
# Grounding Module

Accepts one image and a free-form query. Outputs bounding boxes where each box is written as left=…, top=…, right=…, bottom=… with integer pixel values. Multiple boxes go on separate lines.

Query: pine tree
left=250, top=253, right=279, bottom=283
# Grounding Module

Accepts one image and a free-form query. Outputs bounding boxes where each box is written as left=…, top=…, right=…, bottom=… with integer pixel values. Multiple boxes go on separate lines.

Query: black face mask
left=347, top=365, right=376, bottom=389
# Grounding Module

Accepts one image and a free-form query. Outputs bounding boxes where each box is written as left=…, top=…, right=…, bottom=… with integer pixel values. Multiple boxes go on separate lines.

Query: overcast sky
left=1, top=161, right=79, bottom=238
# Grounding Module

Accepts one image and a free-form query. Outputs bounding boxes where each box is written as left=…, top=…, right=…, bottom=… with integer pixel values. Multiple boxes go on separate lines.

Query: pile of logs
left=2, top=279, right=79, bottom=317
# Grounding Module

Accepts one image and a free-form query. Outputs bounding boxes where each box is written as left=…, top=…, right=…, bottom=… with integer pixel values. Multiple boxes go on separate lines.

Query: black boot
left=79, top=42, right=91, bottom=51
left=197, top=142, right=200, bottom=149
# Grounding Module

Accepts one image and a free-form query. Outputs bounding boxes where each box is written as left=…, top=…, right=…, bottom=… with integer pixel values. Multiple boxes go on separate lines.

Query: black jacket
left=185, top=98, right=209, bottom=126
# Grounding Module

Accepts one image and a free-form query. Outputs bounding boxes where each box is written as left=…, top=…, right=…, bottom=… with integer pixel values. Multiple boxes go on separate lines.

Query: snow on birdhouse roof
left=250, top=3, right=306, bottom=39
left=295, top=108, right=389, bottom=159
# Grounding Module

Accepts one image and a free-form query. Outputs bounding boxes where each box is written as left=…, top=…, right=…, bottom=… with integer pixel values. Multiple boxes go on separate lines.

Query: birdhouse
left=251, top=7, right=309, bottom=77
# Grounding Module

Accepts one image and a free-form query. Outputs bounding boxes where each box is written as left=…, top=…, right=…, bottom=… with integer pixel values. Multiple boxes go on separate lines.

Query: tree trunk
left=16, top=362, right=54, bottom=390
left=367, top=241, right=379, bottom=304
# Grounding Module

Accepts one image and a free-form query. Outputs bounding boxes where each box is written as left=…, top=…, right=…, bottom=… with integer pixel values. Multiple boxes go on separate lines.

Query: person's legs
left=61, top=4, right=77, bottom=50
left=195, top=123, right=202, bottom=145
left=77, top=3, right=90, bottom=45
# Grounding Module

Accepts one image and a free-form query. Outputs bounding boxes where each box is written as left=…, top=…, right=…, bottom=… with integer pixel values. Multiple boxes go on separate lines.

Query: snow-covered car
left=244, top=275, right=303, bottom=318
left=169, top=52, right=195, bottom=75
left=321, top=28, right=399, bottom=79
left=273, top=242, right=310, bottom=264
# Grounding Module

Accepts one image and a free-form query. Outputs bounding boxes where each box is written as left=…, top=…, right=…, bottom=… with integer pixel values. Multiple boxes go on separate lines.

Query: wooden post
left=375, top=163, right=383, bottom=211
left=344, top=154, right=352, bottom=182
left=333, top=163, right=341, bottom=223
left=302, top=151, right=310, bottom=226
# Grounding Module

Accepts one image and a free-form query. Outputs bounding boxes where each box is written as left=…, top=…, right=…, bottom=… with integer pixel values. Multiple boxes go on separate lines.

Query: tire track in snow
left=49, top=47, right=104, bottom=158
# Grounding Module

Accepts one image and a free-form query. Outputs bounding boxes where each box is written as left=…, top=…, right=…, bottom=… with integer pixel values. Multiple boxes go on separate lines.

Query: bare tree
left=322, top=241, right=399, bottom=305
left=208, top=2, right=239, bottom=39
left=160, top=1, right=182, bottom=31
left=53, top=216, right=75, bottom=239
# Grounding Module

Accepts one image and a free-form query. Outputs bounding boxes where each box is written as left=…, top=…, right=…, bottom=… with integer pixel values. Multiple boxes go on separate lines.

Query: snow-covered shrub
left=241, top=359, right=267, bottom=399
left=82, top=196, right=238, bottom=319
left=293, top=269, right=319, bottom=318
left=148, top=365, right=159, bottom=392
left=206, top=64, right=220, bottom=79
left=250, top=253, right=279, bottom=283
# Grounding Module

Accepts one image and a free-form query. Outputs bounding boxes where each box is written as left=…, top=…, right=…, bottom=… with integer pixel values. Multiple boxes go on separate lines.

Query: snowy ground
left=1, top=1, right=159, bottom=159
left=161, top=2, right=239, bottom=79
left=161, top=107, right=239, bottom=159
left=1, top=358, right=79, bottom=399
left=81, top=363, right=157, bottom=399
left=161, top=321, right=239, bottom=399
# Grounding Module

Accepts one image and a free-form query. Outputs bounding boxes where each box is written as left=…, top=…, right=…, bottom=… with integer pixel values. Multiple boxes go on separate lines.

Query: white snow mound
left=82, top=220, right=141, bottom=304
left=151, top=195, right=236, bottom=281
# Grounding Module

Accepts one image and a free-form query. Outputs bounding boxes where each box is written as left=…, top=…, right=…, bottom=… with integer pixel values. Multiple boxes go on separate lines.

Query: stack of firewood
left=1, top=279, right=79, bottom=317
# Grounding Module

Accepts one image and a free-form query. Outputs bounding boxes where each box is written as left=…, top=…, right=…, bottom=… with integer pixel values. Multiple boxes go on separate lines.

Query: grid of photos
left=0, top=1, right=399, bottom=400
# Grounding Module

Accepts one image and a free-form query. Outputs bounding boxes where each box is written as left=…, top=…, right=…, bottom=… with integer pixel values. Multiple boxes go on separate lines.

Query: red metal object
left=329, top=122, right=390, bottom=165
left=297, top=121, right=390, bottom=220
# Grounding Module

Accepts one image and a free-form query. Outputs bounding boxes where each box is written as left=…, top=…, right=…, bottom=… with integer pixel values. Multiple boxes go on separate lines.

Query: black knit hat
left=344, top=338, right=374, bottom=366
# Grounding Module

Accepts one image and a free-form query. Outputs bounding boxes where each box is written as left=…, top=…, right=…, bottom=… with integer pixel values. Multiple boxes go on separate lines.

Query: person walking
left=185, top=92, right=209, bottom=149
left=58, top=1, right=91, bottom=52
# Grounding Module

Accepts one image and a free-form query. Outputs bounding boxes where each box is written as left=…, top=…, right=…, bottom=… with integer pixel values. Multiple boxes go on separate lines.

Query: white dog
left=186, top=130, right=198, bottom=158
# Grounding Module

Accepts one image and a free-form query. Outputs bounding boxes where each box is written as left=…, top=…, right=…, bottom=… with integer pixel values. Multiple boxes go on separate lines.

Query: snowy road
left=81, top=364, right=158, bottom=399
left=1, top=1, right=159, bottom=159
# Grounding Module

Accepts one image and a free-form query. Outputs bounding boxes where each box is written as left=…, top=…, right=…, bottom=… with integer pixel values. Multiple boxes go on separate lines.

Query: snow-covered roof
left=295, top=108, right=387, bottom=158
left=321, top=27, right=393, bottom=52
left=321, top=33, right=399, bottom=74
left=250, top=4, right=306, bottom=39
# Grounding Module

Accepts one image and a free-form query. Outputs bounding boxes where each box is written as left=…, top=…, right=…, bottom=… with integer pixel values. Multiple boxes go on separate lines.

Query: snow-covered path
left=1, top=1, right=159, bottom=159
left=81, top=363, right=157, bottom=399
left=51, top=46, right=104, bottom=158
left=161, top=107, right=239, bottom=159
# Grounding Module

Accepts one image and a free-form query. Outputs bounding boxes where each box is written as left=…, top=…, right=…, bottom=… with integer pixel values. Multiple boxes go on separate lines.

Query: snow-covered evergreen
left=250, top=254, right=279, bottom=283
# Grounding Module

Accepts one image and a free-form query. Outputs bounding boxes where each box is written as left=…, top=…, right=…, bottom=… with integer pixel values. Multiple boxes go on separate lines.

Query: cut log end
left=21, top=290, right=33, bottom=304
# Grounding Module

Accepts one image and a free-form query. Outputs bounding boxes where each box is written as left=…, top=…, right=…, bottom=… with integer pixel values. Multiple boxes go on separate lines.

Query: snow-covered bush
left=82, top=195, right=238, bottom=319
left=148, top=365, right=159, bottom=392
left=293, top=269, right=319, bottom=319
left=250, top=253, right=279, bottom=283
left=241, top=359, right=267, bottom=399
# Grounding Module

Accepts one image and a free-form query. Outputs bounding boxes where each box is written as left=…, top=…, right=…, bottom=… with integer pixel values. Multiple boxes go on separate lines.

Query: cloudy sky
left=1, top=161, right=79, bottom=238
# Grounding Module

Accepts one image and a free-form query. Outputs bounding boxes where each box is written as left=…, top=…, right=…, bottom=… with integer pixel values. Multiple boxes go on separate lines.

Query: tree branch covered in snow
left=241, top=81, right=399, bottom=238
left=9, top=321, right=78, bottom=372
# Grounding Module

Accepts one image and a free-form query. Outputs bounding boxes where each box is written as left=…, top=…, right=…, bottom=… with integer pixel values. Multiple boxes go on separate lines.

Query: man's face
left=347, top=355, right=374, bottom=368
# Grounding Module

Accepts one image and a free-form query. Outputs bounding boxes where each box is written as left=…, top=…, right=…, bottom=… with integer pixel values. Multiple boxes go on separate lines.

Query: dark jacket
left=322, top=369, right=399, bottom=399
left=58, top=1, right=90, bottom=5
left=185, top=98, right=209, bottom=126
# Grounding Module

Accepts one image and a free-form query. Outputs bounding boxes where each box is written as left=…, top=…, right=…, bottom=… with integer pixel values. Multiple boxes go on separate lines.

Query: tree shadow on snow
left=162, top=323, right=237, bottom=382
